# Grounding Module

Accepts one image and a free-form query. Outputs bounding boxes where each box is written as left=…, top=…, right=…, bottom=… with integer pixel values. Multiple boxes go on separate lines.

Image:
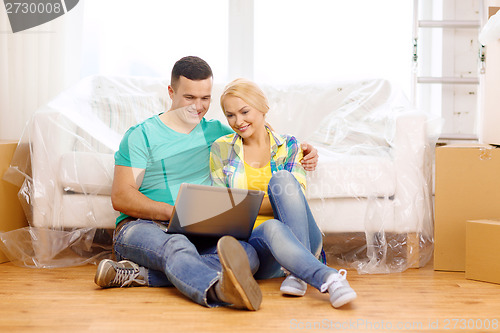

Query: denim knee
left=255, top=219, right=285, bottom=240
left=164, top=233, right=197, bottom=255
left=270, top=170, right=294, bottom=183
left=268, top=170, right=299, bottom=195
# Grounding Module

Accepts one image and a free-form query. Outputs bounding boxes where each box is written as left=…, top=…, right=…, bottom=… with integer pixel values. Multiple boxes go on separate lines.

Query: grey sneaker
left=280, top=275, right=307, bottom=296
left=94, top=259, right=147, bottom=288
left=320, top=269, right=357, bottom=308
left=216, top=236, right=262, bottom=311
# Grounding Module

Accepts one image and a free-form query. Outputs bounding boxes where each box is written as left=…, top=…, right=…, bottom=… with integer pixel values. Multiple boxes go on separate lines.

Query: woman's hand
left=301, top=142, right=319, bottom=171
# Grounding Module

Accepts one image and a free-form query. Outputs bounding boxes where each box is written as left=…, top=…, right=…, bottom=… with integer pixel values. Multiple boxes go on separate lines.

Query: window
left=81, top=0, right=228, bottom=82
left=254, top=0, right=413, bottom=96
left=82, top=0, right=413, bottom=96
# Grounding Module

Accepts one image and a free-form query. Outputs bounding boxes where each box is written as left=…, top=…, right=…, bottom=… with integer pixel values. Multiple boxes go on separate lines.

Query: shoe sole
left=94, top=259, right=113, bottom=287
left=280, top=286, right=306, bottom=297
left=217, top=236, right=262, bottom=311
left=331, top=291, right=357, bottom=308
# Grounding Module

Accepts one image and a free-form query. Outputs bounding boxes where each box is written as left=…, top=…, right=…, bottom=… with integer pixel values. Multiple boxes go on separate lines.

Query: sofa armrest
left=30, top=109, right=79, bottom=228
left=392, top=112, right=433, bottom=236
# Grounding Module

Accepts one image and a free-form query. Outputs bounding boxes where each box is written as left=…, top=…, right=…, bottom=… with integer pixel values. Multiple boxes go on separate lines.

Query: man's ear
left=168, top=85, right=174, bottom=100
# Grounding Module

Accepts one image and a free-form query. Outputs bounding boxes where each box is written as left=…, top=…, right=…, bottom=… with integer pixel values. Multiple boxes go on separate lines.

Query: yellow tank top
left=243, top=160, right=274, bottom=229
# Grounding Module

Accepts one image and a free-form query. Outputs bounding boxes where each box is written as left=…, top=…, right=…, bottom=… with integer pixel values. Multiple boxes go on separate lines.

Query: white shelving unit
left=412, top=0, right=485, bottom=141
left=479, top=1, right=500, bottom=145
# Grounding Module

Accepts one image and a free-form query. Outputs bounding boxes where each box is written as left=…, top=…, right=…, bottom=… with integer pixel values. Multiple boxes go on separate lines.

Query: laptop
left=167, top=183, right=265, bottom=240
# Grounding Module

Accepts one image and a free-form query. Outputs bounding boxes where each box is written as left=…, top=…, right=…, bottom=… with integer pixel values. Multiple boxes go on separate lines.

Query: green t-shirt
left=114, top=115, right=233, bottom=225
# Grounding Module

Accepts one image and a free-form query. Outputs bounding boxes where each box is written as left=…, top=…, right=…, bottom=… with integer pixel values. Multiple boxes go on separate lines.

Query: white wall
left=0, top=4, right=84, bottom=141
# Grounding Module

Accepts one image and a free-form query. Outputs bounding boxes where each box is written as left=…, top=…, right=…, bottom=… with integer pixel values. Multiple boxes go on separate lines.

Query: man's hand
left=301, top=142, right=318, bottom=172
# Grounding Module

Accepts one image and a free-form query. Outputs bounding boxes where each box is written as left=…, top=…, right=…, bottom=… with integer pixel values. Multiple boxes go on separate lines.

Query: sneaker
left=320, top=269, right=357, bottom=308
left=94, top=259, right=147, bottom=288
left=280, top=275, right=307, bottom=296
left=216, top=236, right=262, bottom=311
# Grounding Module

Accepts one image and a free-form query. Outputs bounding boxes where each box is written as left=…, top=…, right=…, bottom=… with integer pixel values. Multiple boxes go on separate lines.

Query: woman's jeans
left=250, top=170, right=337, bottom=290
left=113, top=219, right=259, bottom=307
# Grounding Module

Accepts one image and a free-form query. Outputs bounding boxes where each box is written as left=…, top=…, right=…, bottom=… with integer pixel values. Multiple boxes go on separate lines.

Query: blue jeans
left=250, top=170, right=337, bottom=290
left=113, top=219, right=259, bottom=307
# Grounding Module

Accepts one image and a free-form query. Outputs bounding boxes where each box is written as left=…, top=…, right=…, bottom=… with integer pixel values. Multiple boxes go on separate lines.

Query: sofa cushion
left=91, top=93, right=167, bottom=135
left=308, top=197, right=396, bottom=233
left=90, top=76, right=170, bottom=133
left=71, top=76, right=171, bottom=153
left=60, top=194, right=118, bottom=228
left=306, top=147, right=396, bottom=199
left=307, top=79, right=394, bottom=151
left=59, top=152, right=114, bottom=195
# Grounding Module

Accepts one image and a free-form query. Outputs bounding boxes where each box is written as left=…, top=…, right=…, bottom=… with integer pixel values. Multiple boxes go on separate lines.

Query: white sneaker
left=320, top=269, right=357, bottom=308
left=280, top=275, right=307, bottom=296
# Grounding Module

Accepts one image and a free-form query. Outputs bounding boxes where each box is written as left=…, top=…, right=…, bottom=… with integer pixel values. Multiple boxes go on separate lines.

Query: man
left=94, top=56, right=318, bottom=310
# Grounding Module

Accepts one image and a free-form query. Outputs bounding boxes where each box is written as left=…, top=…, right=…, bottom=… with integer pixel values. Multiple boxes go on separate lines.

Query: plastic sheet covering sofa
left=0, top=75, right=438, bottom=272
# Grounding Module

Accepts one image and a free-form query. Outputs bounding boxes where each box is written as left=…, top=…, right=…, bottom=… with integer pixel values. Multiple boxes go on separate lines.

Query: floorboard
left=1, top=261, right=500, bottom=332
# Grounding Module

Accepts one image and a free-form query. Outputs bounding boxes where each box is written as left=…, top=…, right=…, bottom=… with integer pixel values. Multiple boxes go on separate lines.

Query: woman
left=210, top=78, right=357, bottom=308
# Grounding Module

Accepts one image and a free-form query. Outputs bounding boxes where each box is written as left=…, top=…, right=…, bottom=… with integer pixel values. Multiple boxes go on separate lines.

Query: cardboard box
left=434, top=144, right=500, bottom=271
left=0, top=141, right=28, bottom=263
left=466, top=219, right=500, bottom=284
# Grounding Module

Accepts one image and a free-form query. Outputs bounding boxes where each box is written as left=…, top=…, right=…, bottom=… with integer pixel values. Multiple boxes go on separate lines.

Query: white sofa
left=6, top=75, right=435, bottom=272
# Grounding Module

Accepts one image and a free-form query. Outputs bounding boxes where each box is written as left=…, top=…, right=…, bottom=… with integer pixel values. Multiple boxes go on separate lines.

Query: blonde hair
left=220, top=78, right=269, bottom=115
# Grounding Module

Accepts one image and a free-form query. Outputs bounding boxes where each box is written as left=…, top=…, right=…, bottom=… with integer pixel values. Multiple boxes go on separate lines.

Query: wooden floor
left=1, top=261, right=500, bottom=333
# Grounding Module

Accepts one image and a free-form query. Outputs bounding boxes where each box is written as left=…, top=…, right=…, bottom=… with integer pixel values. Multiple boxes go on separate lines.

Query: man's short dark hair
left=171, top=56, right=213, bottom=89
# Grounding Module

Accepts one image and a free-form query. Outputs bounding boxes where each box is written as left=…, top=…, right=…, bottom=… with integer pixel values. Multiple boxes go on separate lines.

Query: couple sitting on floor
left=94, top=56, right=357, bottom=311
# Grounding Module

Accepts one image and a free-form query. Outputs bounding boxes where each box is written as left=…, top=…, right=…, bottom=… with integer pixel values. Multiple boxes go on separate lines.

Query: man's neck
left=159, top=110, right=201, bottom=134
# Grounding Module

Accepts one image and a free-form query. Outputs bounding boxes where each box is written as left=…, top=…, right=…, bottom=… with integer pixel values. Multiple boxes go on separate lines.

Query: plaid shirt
left=209, top=126, right=306, bottom=193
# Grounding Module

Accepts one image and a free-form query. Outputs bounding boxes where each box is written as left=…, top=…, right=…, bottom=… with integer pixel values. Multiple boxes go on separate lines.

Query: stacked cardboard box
left=466, top=219, right=500, bottom=284
left=434, top=144, right=500, bottom=272
left=0, top=141, right=28, bottom=263
left=461, top=3, right=500, bottom=283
